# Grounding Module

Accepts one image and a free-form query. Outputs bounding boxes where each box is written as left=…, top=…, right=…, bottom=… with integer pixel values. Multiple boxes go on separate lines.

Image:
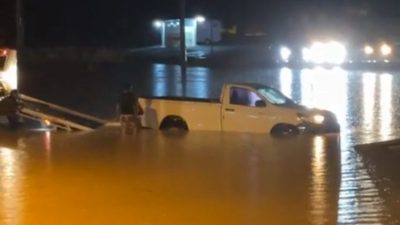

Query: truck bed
left=141, top=96, right=220, bottom=103
left=139, top=96, right=222, bottom=131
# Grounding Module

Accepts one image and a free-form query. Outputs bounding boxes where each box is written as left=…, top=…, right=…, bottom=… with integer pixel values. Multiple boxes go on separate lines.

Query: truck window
left=230, top=87, right=262, bottom=107
left=257, top=87, right=291, bottom=105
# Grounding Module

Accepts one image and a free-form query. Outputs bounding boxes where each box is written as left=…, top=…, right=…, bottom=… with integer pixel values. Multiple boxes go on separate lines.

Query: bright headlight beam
left=364, top=45, right=374, bottom=55
left=280, top=47, right=291, bottom=62
left=305, top=41, right=346, bottom=65
left=326, top=41, right=347, bottom=64
left=381, top=44, right=392, bottom=56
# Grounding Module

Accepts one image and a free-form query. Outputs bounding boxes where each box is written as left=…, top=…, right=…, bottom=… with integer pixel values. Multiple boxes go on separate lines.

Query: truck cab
left=221, top=83, right=300, bottom=133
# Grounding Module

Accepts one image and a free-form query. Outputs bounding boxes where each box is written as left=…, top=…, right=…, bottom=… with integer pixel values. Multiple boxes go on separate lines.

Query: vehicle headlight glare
left=364, top=45, right=374, bottom=55
left=303, top=41, right=346, bottom=65
left=381, top=44, right=392, bottom=56
left=280, top=47, right=291, bottom=62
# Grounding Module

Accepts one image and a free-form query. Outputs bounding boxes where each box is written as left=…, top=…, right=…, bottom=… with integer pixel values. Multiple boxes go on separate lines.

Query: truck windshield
left=257, top=87, right=293, bottom=105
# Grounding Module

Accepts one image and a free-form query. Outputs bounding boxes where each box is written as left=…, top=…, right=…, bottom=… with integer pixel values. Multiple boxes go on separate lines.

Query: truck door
left=222, top=86, right=269, bottom=133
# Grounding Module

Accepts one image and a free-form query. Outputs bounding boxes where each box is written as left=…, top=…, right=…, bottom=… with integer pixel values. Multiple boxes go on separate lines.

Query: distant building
left=196, top=20, right=222, bottom=44
left=159, top=18, right=222, bottom=48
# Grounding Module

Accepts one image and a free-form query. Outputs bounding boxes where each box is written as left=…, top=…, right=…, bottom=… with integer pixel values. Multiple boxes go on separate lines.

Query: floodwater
left=1, top=63, right=399, bottom=224
left=0, top=129, right=341, bottom=225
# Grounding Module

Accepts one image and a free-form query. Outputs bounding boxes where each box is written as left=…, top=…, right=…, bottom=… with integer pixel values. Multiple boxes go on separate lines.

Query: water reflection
left=310, top=136, right=328, bottom=225
left=0, top=147, right=24, bottom=225
left=44, top=131, right=52, bottom=169
left=150, top=64, right=210, bottom=98
left=358, top=72, right=394, bottom=142
left=277, top=67, right=392, bottom=224
left=378, top=73, right=393, bottom=140
left=362, top=73, right=377, bottom=138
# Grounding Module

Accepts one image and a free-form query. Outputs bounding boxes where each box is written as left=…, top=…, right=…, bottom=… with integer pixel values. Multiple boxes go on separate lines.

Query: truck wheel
left=270, top=124, right=299, bottom=136
left=160, top=116, right=188, bottom=131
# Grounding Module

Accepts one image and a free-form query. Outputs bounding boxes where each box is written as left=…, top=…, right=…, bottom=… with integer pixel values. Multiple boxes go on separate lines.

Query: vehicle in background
left=357, top=42, right=397, bottom=64
left=272, top=39, right=400, bottom=68
left=0, top=48, right=18, bottom=96
left=139, top=83, right=340, bottom=135
left=273, top=41, right=348, bottom=68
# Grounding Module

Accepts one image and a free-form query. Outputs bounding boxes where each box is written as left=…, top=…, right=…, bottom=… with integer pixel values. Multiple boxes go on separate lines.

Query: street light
left=153, top=20, right=163, bottom=29
left=195, top=15, right=206, bottom=23
left=152, top=20, right=164, bottom=46
left=195, top=15, right=215, bottom=54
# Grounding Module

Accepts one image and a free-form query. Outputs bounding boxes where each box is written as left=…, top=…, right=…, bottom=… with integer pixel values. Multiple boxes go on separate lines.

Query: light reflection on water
left=151, top=64, right=211, bottom=98
left=0, top=145, right=25, bottom=225
left=276, top=67, right=395, bottom=224
left=379, top=74, right=393, bottom=141
left=310, top=136, right=328, bottom=225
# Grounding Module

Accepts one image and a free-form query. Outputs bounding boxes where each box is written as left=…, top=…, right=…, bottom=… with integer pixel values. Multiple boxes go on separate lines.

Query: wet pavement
left=2, top=63, right=400, bottom=224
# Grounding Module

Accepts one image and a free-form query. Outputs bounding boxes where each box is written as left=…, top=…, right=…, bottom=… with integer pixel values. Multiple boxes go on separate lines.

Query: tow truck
left=0, top=48, right=106, bottom=131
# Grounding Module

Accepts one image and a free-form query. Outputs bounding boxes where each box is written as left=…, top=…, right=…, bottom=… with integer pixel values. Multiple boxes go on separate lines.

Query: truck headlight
left=311, top=114, right=325, bottom=124
left=297, top=113, right=325, bottom=124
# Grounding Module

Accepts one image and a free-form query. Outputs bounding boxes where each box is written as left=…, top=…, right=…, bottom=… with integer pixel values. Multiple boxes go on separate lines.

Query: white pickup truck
left=139, top=83, right=340, bottom=135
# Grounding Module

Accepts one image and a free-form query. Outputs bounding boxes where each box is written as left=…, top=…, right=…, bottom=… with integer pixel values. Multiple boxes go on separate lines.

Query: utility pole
left=16, top=0, right=24, bottom=52
left=179, top=0, right=187, bottom=79
left=16, top=0, right=24, bottom=90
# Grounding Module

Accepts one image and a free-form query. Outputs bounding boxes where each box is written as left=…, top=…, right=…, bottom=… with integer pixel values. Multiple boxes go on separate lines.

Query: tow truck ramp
left=18, top=94, right=107, bottom=131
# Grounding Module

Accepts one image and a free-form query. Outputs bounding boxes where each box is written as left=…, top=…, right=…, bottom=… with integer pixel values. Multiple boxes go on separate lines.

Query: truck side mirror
left=255, top=100, right=266, bottom=107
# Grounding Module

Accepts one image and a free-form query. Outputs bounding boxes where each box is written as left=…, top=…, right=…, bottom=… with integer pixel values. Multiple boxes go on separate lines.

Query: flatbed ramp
left=19, top=94, right=107, bottom=131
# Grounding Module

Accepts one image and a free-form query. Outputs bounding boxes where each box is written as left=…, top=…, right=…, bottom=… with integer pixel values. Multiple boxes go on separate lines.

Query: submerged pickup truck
left=139, top=83, right=340, bottom=135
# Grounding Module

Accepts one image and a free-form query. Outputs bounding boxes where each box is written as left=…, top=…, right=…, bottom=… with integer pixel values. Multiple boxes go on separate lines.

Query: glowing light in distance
left=280, top=47, right=291, bottom=62
left=302, top=41, right=347, bottom=65
left=364, top=45, right=374, bottom=55
left=153, top=20, right=163, bottom=28
left=195, top=15, right=206, bottom=23
left=380, top=44, right=392, bottom=56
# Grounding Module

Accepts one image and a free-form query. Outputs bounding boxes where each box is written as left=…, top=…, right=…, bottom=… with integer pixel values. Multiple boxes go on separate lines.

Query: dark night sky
left=1, top=0, right=400, bottom=47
